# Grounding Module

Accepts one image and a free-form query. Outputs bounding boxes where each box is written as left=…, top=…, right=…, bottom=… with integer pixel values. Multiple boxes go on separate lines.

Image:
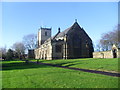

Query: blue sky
left=1, top=2, right=118, bottom=48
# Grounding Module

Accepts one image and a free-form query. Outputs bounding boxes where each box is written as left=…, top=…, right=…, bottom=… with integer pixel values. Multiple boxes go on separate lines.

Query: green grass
left=31, top=58, right=119, bottom=72
left=2, top=59, right=119, bottom=88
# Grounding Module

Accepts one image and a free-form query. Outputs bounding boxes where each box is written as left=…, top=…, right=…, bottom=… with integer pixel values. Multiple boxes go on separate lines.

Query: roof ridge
left=52, top=21, right=81, bottom=39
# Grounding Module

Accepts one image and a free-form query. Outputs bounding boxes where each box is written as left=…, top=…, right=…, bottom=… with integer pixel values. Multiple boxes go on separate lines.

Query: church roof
left=53, top=21, right=80, bottom=39
left=42, top=20, right=92, bottom=44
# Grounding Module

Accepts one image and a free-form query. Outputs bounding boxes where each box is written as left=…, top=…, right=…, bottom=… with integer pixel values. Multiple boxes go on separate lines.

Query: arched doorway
left=112, top=49, right=117, bottom=58
left=101, top=53, right=104, bottom=58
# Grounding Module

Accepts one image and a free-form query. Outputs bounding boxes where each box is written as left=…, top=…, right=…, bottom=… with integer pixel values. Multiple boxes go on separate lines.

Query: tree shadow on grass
left=2, top=61, right=51, bottom=71
left=30, top=58, right=99, bottom=67
left=2, top=59, right=100, bottom=71
left=47, top=58, right=102, bottom=67
left=37, top=61, right=82, bottom=69
left=51, top=60, right=82, bottom=67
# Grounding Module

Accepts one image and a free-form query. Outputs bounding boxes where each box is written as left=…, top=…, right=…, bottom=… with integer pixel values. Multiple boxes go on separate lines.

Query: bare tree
left=97, top=24, right=120, bottom=51
left=0, top=46, right=7, bottom=60
left=95, top=44, right=101, bottom=51
left=12, top=42, right=25, bottom=59
left=22, top=34, right=37, bottom=50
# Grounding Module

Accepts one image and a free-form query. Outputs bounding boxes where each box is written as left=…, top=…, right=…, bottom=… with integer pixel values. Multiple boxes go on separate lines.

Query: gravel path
left=30, top=61, right=120, bottom=77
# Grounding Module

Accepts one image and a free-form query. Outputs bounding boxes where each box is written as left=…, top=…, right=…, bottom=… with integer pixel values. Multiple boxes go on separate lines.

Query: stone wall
left=93, top=49, right=120, bottom=58
left=52, top=40, right=64, bottom=59
left=35, top=40, right=52, bottom=60
left=93, top=51, right=112, bottom=58
left=66, top=28, right=94, bottom=58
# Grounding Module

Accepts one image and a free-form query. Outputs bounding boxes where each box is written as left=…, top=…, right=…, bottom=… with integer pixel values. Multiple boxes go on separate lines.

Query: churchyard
left=1, top=58, right=119, bottom=88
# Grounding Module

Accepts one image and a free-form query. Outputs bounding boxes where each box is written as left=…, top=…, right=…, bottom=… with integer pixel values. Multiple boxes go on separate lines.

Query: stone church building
left=35, top=21, right=94, bottom=60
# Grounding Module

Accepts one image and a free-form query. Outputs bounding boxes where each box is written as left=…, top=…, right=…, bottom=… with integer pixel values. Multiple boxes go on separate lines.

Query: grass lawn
left=32, top=58, right=119, bottom=72
left=2, top=59, right=119, bottom=88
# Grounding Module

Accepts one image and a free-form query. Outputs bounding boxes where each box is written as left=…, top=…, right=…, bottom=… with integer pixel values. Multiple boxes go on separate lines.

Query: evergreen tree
left=6, top=49, right=14, bottom=60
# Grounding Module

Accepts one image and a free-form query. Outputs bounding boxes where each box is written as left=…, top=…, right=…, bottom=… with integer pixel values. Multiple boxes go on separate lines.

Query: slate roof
left=45, top=22, right=80, bottom=42
left=53, top=22, right=80, bottom=39
left=55, top=27, right=71, bottom=38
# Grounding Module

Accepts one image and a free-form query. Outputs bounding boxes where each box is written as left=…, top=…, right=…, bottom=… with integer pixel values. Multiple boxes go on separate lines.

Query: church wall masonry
left=35, top=40, right=52, bottom=60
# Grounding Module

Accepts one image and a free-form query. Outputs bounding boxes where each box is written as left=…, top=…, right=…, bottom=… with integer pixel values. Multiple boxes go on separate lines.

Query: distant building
left=35, top=20, right=94, bottom=60
left=93, top=44, right=120, bottom=58
left=28, top=49, right=35, bottom=59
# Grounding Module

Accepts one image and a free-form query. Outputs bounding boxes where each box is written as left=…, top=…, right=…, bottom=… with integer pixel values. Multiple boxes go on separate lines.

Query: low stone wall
left=93, top=49, right=120, bottom=58
left=93, top=51, right=113, bottom=58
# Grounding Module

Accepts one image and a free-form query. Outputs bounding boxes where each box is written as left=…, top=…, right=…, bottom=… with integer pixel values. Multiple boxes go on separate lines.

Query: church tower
left=38, top=27, right=51, bottom=46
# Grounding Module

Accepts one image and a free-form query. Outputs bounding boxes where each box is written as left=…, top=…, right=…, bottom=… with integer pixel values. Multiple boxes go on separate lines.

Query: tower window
left=45, top=32, right=47, bottom=36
